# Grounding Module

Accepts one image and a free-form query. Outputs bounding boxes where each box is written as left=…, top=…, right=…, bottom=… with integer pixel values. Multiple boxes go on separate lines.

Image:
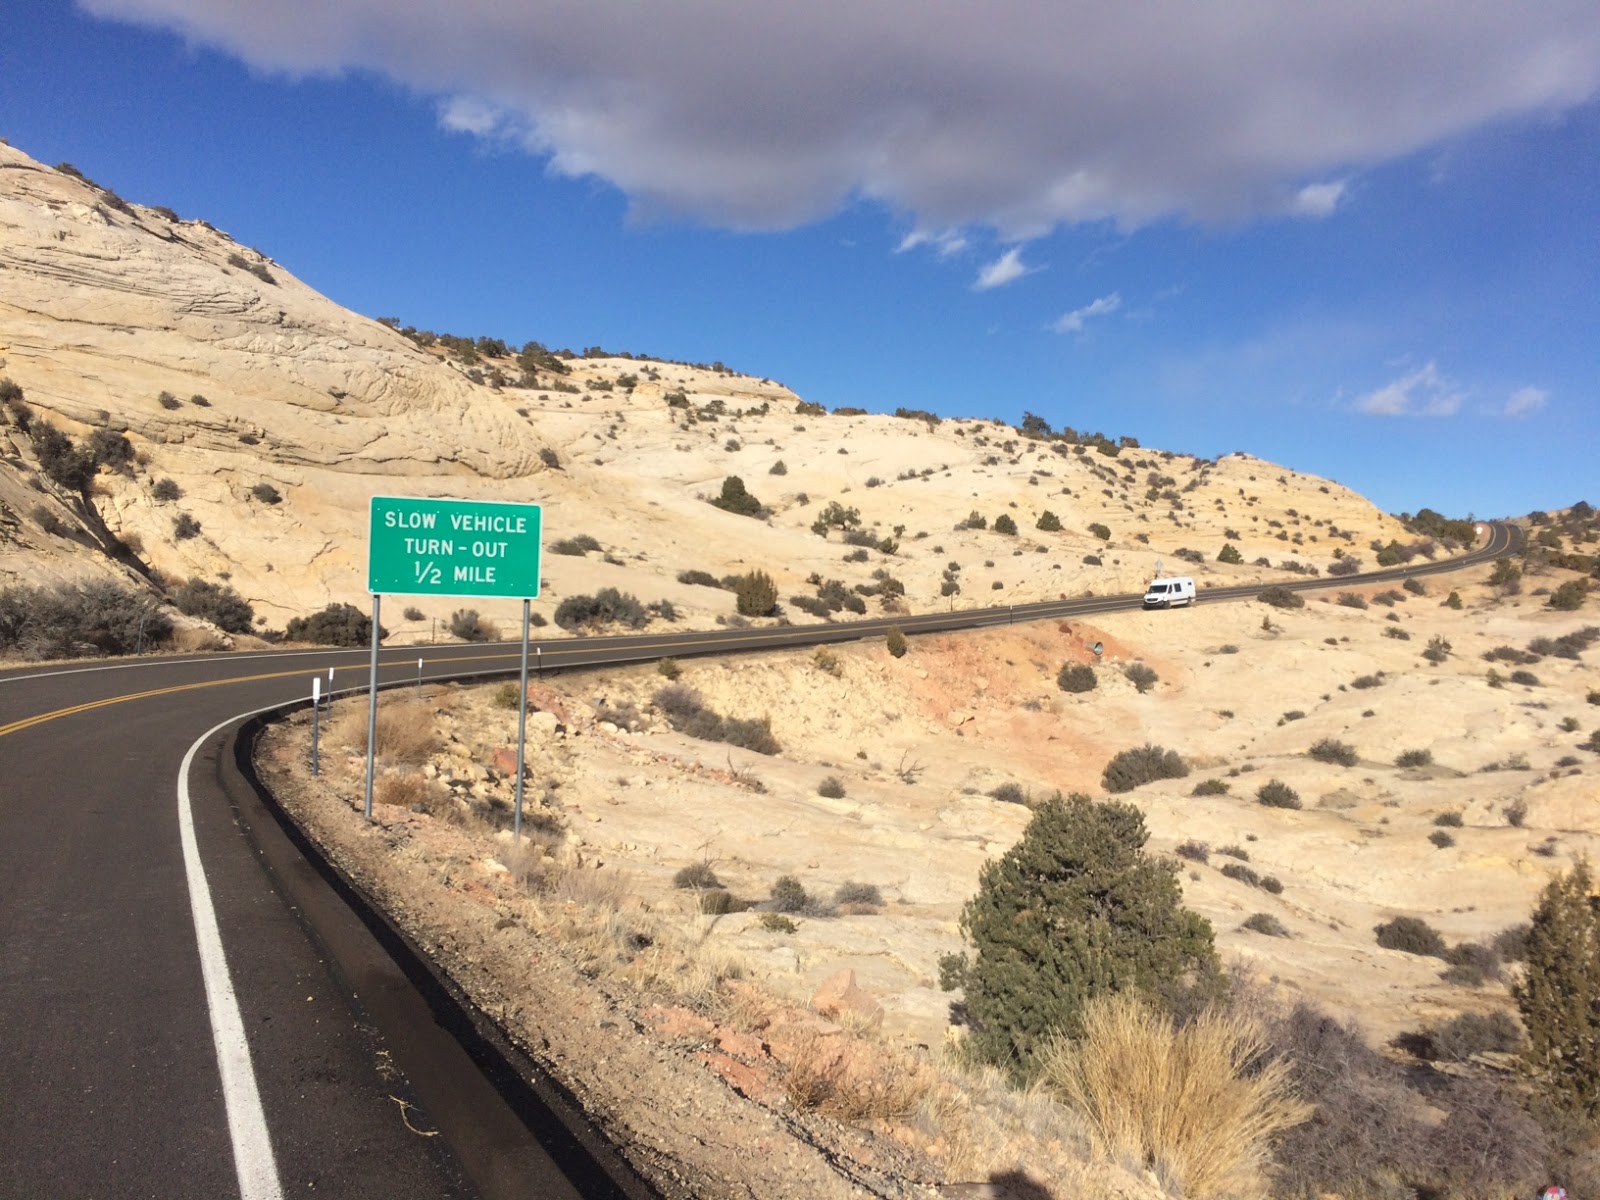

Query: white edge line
left=179, top=706, right=287, bottom=1200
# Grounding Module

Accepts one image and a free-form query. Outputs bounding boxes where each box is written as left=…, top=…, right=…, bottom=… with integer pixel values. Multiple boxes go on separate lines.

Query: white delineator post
left=311, top=677, right=321, bottom=776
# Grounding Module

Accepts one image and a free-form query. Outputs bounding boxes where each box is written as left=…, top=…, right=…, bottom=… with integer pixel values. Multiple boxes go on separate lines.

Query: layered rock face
left=0, top=142, right=1412, bottom=636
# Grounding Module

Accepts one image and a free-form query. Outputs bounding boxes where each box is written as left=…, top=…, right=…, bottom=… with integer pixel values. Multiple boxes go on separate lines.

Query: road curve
left=0, top=521, right=1517, bottom=1196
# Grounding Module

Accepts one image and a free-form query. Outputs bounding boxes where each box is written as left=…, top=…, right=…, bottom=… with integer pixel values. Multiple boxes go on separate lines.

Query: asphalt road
left=0, top=521, right=1517, bottom=1198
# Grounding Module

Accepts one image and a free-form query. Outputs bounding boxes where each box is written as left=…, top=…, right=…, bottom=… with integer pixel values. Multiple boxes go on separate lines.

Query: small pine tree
left=1036, top=510, right=1063, bottom=532
left=886, top=626, right=908, bottom=658
left=1217, top=543, right=1244, bottom=565
left=1517, top=860, right=1600, bottom=1117
left=993, top=513, right=1018, bottom=536
left=735, top=569, right=778, bottom=616
left=711, top=475, right=763, bottom=517
left=947, top=794, right=1218, bottom=1082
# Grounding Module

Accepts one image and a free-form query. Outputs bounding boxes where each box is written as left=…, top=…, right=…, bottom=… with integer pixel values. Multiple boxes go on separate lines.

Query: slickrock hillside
left=0, top=144, right=1421, bottom=637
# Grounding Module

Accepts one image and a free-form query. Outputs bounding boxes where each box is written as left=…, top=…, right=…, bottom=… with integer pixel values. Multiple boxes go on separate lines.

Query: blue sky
left=3, top=1, right=1597, bottom=518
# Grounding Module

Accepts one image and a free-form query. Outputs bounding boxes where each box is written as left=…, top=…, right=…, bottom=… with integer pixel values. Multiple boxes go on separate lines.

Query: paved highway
left=0, top=521, right=1517, bottom=1198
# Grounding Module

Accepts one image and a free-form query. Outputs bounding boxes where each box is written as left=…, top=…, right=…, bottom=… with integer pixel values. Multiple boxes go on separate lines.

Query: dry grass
left=373, top=771, right=431, bottom=809
left=328, top=697, right=444, bottom=765
left=1040, top=992, right=1310, bottom=1199
left=920, top=1058, right=1095, bottom=1192
left=782, top=1031, right=938, bottom=1121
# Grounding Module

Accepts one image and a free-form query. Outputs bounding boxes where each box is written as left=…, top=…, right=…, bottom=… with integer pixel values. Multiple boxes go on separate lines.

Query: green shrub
left=1256, top=780, right=1301, bottom=809
left=1509, top=669, right=1541, bottom=687
left=1101, top=744, right=1188, bottom=793
left=673, top=861, right=721, bottom=889
left=1418, top=1010, right=1522, bottom=1061
left=249, top=482, right=282, bottom=505
left=1057, top=662, right=1096, bottom=693
left=172, top=513, right=201, bottom=540
left=1123, top=663, right=1158, bottom=694
left=549, top=537, right=594, bottom=556
left=1191, top=778, right=1230, bottom=796
left=1174, top=840, right=1209, bottom=863
left=817, top=776, right=846, bottom=799
left=171, top=578, right=254, bottom=633
left=285, top=603, right=383, bottom=646
left=1440, top=941, right=1499, bottom=987
left=1444, top=590, right=1463, bottom=609
left=734, top=570, right=778, bottom=617
left=759, top=913, right=797, bottom=932
left=403, top=606, right=425, bottom=622
left=700, top=889, right=738, bottom=915
left=710, top=475, right=763, bottom=517
left=30, top=422, right=95, bottom=490
left=492, top=682, right=519, bottom=710
left=835, top=881, right=882, bottom=907
left=768, top=460, right=787, bottom=475
left=1242, top=913, right=1289, bottom=937
left=1257, top=586, right=1304, bottom=610
left=1429, top=829, right=1456, bottom=849
left=1375, top=916, right=1446, bottom=958
left=448, top=608, right=493, bottom=641
left=656, top=657, right=680, bottom=680
left=1308, top=738, right=1358, bottom=766
left=1494, top=923, right=1531, bottom=962
left=1035, top=510, right=1062, bottom=532
left=992, top=514, right=1018, bottom=536
left=1336, top=592, right=1367, bottom=609
left=943, top=793, right=1218, bottom=1081
left=157, top=390, right=182, bottom=410
left=1422, top=635, right=1452, bottom=663
left=1517, top=861, right=1600, bottom=1116
left=886, top=626, right=907, bottom=658
left=676, top=569, right=722, bottom=588
left=770, top=875, right=810, bottom=913
left=539, top=447, right=562, bottom=470
left=0, top=581, right=172, bottom=659
left=1217, top=543, right=1243, bottom=565
left=1088, top=522, right=1111, bottom=541
left=1351, top=673, right=1383, bottom=689
left=1221, top=861, right=1261, bottom=887
left=1396, top=748, right=1434, bottom=768
left=86, top=428, right=133, bottom=470
left=554, top=588, right=649, bottom=631
left=988, top=782, right=1027, bottom=806
left=1549, top=580, right=1589, bottom=611
left=151, top=478, right=181, bottom=502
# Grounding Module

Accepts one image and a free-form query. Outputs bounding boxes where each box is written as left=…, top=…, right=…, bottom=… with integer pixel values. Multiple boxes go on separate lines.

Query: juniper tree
left=942, top=793, right=1218, bottom=1082
left=1516, top=860, right=1600, bottom=1117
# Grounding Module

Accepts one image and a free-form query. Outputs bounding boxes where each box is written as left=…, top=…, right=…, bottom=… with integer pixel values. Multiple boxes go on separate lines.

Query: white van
left=1143, top=576, right=1196, bottom=609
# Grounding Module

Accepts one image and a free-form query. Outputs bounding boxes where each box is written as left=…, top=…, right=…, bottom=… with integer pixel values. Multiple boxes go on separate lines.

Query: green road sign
left=368, top=496, right=542, bottom=598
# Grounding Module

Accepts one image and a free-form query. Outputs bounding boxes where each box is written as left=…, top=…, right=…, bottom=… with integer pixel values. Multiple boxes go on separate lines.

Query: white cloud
left=1354, top=361, right=1463, bottom=417
left=974, top=247, right=1036, bottom=290
left=1290, top=179, right=1347, bottom=218
left=896, top=228, right=968, bottom=257
left=80, top=1, right=1600, bottom=234
left=1504, top=386, right=1548, bottom=418
left=439, top=95, right=507, bottom=137
left=1053, top=292, right=1122, bottom=334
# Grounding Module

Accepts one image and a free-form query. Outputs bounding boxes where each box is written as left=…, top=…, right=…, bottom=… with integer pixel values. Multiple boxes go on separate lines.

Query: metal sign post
left=364, top=595, right=381, bottom=821
left=311, top=676, right=321, bottom=776
left=513, top=599, right=531, bottom=844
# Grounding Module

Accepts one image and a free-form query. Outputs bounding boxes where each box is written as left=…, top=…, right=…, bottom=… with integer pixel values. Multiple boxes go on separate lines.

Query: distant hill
left=0, top=143, right=1420, bottom=639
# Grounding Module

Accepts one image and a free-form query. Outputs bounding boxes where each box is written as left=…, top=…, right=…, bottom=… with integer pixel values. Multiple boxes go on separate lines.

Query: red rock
left=713, top=1028, right=767, bottom=1061
left=697, top=1051, right=781, bottom=1104
left=492, top=747, right=519, bottom=777
left=809, top=968, right=885, bottom=1030
left=641, top=1004, right=715, bottom=1042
